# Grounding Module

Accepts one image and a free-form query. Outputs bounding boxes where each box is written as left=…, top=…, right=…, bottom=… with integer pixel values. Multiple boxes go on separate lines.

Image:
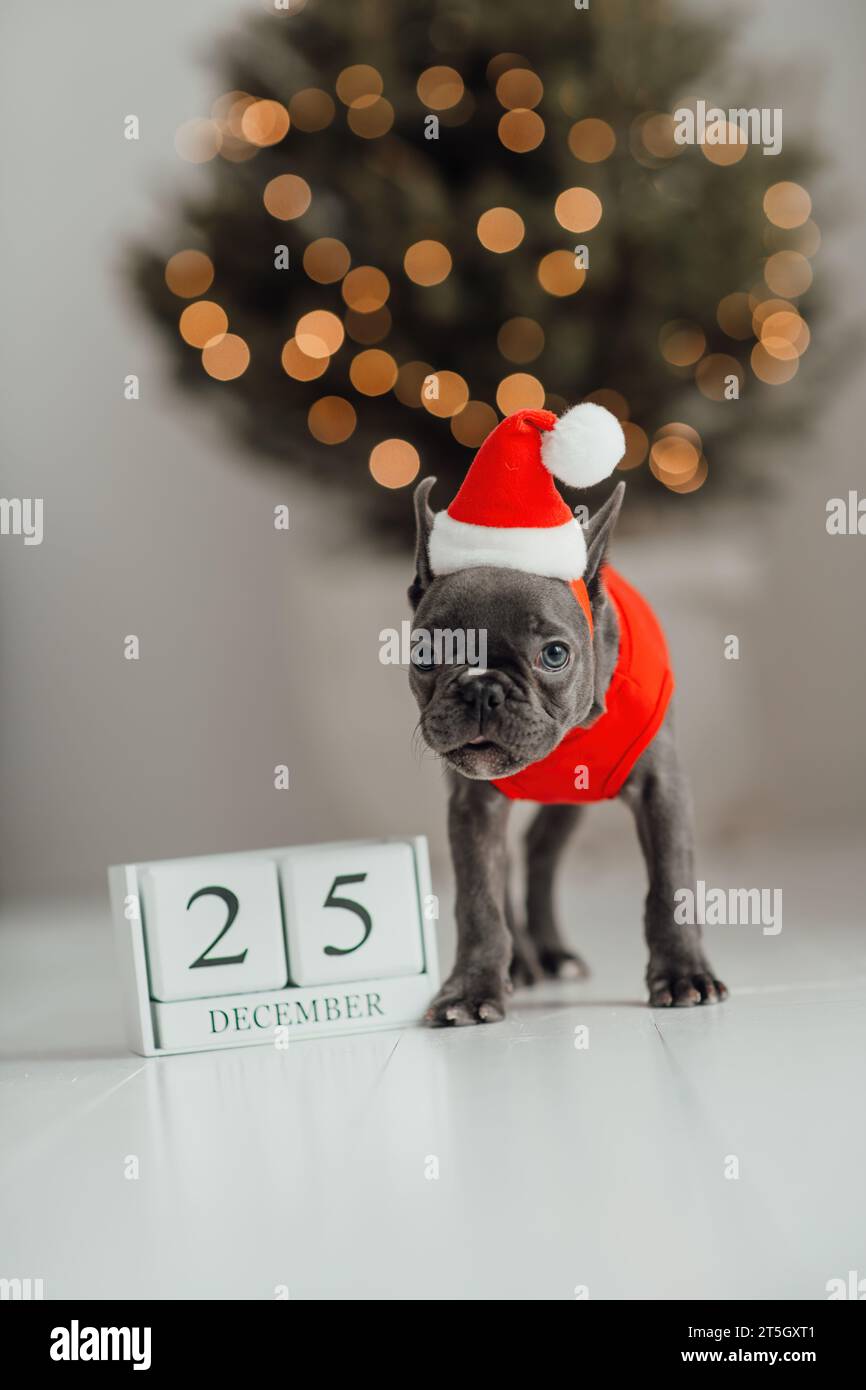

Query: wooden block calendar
left=108, top=836, right=439, bottom=1056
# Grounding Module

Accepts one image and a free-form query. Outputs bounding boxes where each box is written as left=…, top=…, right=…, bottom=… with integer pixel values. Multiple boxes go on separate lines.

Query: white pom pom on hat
left=540, top=401, right=626, bottom=489
left=427, top=402, right=626, bottom=583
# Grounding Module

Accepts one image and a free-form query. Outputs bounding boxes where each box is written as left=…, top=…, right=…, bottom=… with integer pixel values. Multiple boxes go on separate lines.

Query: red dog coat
left=491, top=566, right=674, bottom=805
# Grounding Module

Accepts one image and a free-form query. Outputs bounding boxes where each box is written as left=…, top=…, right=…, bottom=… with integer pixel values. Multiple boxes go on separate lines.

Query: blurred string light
left=175, top=117, right=222, bottom=163
left=179, top=301, right=228, bottom=348
left=303, top=237, right=351, bottom=284
left=394, top=361, right=432, bottom=408
left=498, top=108, right=545, bottom=152
left=696, top=354, right=744, bottom=400
left=308, top=396, right=356, bottom=443
left=289, top=88, right=335, bottom=131
left=165, top=250, right=214, bottom=298
left=202, top=334, right=249, bottom=381
left=346, top=306, right=392, bottom=343
left=568, top=118, right=616, bottom=162
left=496, top=373, right=545, bottom=413
left=451, top=400, right=499, bottom=447
left=477, top=207, right=524, bottom=253
left=422, top=371, right=469, bottom=418
left=764, top=250, right=812, bottom=297
left=763, top=181, right=811, bottom=229
left=295, top=310, right=343, bottom=358
left=281, top=337, right=328, bottom=381
left=417, top=66, right=464, bottom=109
left=369, top=439, right=420, bottom=488
left=349, top=349, right=398, bottom=395
left=342, top=266, right=390, bottom=312
left=537, top=250, right=584, bottom=296
left=403, top=240, right=452, bottom=285
left=584, top=388, right=629, bottom=419
left=659, top=320, right=705, bottom=367
left=495, top=69, right=543, bottom=110
left=554, top=187, right=603, bottom=232
left=497, top=317, right=545, bottom=363
left=263, top=174, right=311, bottom=220
left=241, top=99, right=289, bottom=146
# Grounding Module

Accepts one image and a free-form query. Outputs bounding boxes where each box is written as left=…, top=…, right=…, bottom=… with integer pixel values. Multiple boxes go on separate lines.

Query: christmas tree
left=132, top=0, right=826, bottom=540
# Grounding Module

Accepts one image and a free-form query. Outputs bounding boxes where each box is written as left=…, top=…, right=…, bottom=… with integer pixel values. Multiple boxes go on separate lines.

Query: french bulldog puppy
left=408, top=477, right=727, bottom=1025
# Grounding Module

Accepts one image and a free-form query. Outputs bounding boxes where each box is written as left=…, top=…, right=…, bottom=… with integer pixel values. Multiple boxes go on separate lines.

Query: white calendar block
left=279, top=841, right=425, bottom=986
left=108, top=837, right=438, bottom=1056
left=139, top=857, right=288, bottom=1002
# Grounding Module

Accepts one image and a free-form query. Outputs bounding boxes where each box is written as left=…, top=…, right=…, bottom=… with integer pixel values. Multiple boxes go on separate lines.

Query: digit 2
left=186, top=886, right=248, bottom=969
left=322, top=874, right=372, bottom=956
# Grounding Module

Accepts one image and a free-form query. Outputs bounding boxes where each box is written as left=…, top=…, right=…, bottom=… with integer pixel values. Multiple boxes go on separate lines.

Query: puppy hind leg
left=525, top=804, right=590, bottom=979
left=505, top=871, right=545, bottom=988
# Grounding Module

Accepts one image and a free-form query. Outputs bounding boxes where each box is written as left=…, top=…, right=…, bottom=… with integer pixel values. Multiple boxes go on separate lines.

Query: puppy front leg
left=621, top=713, right=728, bottom=1008
left=426, top=775, right=512, bottom=1026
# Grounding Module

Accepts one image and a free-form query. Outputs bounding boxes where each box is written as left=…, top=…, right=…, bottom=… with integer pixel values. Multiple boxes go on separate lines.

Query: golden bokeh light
left=212, top=91, right=249, bottom=126
left=263, top=174, right=312, bottom=220
left=650, top=435, right=701, bottom=484
left=241, top=100, right=290, bottom=146
left=347, top=98, right=394, bottom=138
left=618, top=421, right=649, bottom=471
left=495, top=69, right=543, bottom=110
left=667, top=456, right=708, bottom=493
left=336, top=65, right=383, bottom=107
left=763, top=181, right=812, bottom=229
left=655, top=421, right=703, bottom=452
left=537, top=250, right=585, bottom=296
left=201, top=333, right=250, bottom=381
left=403, top=240, right=452, bottom=286
left=295, top=310, right=344, bottom=359
left=640, top=113, right=679, bottom=159
left=696, top=353, right=744, bottom=400
left=281, top=337, right=329, bottom=381
left=345, top=306, right=392, bottom=344
left=554, top=187, right=603, bottom=233
left=369, top=439, right=420, bottom=488
left=568, top=118, right=616, bottom=163
left=751, top=340, right=799, bottom=385
left=717, top=292, right=753, bottom=340
left=476, top=207, right=525, bottom=253
left=764, top=250, right=813, bottom=298
left=760, top=310, right=810, bottom=357
left=422, top=370, right=470, bottom=418
left=289, top=88, right=336, bottom=132
left=659, top=320, right=706, bottom=367
left=416, top=66, right=464, bottom=110
left=179, top=301, right=228, bottom=348
left=451, top=401, right=500, bottom=447
left=498, top=108, right=545, bottom=153
left=394, top=360, right=433, bottom=408
left=584, top=388, right=629, bottom=420
left=497, top=317, right=545, bottom=364
left=303, top=238, right=351, bottom=284
left=700, top=124, right=748, bottom=165
left=165, top=250, right=214, bottom=299
left=487, top=54, right=530, bottom=86
left=349, top=348, right=398, bottom=396
left=175, top=118, right=222, bottom=163
left=308, top=396, right=357, bottom=444
left=496, top=373, right=545, bottom=414
left=341, top=265, right=390, bottom=313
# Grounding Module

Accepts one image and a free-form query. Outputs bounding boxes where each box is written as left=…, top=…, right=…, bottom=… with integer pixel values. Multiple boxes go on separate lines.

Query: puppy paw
left=647, top=965, right=728, bottom=1008
left=539, top=947, right=590, bottom=981
left=425, top=973, right=508, bottom=1027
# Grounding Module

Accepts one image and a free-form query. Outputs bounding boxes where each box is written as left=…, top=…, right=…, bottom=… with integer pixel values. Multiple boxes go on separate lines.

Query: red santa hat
left=428, top=403, right=625, bottom=582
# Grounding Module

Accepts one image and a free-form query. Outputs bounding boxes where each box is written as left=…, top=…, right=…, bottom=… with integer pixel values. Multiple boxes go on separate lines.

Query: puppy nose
left=457, top=671, right=504, bottom=714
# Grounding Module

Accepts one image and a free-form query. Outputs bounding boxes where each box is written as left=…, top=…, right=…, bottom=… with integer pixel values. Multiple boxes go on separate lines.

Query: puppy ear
left=408, top=476, right=436, bottom=611
left=583, top=480, right=625, bottom=598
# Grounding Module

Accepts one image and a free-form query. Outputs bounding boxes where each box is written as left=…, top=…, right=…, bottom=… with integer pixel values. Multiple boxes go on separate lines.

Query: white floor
left=1, top=837, right=864, bottom=1301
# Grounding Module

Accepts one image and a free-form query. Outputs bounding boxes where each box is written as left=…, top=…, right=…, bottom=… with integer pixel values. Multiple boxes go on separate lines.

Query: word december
left=50, top=1321, right=151, bottom=1371
left=210, top=991, right=384, bottom=1035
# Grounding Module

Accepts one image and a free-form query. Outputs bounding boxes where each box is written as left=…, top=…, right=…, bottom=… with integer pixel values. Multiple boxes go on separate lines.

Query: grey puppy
left=408, top=477, right=727, bottom=1025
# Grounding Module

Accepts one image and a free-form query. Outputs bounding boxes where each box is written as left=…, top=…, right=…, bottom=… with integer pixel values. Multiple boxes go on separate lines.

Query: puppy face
left=409, top=566, right=594, bottom=780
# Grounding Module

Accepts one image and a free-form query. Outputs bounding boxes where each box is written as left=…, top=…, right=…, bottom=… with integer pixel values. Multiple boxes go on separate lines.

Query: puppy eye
left=411, top=651, right=436, bottom=672
left=537, top=642, right=571, bottom=672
